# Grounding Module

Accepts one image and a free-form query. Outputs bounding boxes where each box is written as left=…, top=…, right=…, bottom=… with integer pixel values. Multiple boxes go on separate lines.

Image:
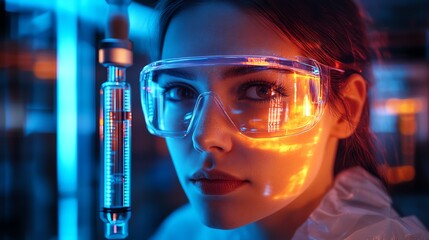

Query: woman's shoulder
left=294, top=167, right=429, bottom=239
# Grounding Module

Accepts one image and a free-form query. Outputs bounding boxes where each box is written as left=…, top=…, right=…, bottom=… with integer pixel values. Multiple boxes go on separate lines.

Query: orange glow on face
left=272, top=165, right=309, bottom=200
left=240, top=127, right=322, bottom=200
left=243, top=126, right=322, bottom=152
left=248, top=139, right=303, bottom=153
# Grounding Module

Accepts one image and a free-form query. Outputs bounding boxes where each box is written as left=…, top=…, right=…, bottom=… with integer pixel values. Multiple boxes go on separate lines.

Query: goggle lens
left=140, top=55, right=338, bottom=138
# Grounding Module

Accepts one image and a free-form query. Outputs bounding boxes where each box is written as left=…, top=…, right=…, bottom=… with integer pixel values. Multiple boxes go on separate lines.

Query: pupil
left=181, top=88, right=193, bottom=98
left=257, top=86, right=271, bottom=98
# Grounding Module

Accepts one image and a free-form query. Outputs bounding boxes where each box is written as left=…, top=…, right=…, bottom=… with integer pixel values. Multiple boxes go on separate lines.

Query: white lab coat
left=151, top=167, right=429, bottom=240
left=293, top=167, right=428, bottom=239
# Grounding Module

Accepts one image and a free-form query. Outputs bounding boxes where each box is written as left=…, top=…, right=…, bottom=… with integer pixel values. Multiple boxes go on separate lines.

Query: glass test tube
left=100, top=66, right=131, bottom=239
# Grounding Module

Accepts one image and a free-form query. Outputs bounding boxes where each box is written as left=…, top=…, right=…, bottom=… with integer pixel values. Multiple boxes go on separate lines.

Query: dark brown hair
left=153, top=0, right=386, bottom=184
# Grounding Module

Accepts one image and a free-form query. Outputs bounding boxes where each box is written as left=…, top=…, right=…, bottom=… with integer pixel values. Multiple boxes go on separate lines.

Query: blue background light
left=56, top=0, right=78, bottom=239
left=1, top=0, right=428, bottom=239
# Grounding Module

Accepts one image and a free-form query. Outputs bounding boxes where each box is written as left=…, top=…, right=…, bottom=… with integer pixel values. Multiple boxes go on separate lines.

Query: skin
left=160, top=2, right=367, bottom=238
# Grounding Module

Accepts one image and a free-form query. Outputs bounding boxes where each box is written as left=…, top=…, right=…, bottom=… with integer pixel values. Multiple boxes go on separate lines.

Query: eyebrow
left=158, top=68, right=196, bottom=80
left=158, top=65, right=294, bottom=80
left=222, top=66, right=272, bottom=78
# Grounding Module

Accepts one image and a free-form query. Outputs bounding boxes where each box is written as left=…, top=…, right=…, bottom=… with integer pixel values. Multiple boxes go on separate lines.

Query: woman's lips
left=190, top=169, right=248, bottom=195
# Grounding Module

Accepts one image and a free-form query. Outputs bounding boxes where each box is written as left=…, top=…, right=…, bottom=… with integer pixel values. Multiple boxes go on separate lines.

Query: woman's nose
left=191, top=93, right=234, bottom=153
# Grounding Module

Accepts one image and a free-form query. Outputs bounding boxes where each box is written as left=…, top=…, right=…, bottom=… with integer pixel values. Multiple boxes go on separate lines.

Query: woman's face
left=161, top=2, right=338, bottom=229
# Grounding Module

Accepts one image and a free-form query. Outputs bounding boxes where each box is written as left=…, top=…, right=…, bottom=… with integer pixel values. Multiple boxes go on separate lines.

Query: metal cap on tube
left=99, top=0, right=133, bottom=67
left=99, top=39, right=133, bottom=67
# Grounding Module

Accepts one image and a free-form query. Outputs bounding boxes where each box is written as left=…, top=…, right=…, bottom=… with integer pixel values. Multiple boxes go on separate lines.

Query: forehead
left=161, top=1, right=301, bottom=59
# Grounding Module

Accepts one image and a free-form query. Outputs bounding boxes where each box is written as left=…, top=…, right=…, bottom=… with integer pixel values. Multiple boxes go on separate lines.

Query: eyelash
left=162, top=82, right=197, bottom=99
left=238, top=80, right=289, bottom=102
left=160, top=79, right=289, bottom=102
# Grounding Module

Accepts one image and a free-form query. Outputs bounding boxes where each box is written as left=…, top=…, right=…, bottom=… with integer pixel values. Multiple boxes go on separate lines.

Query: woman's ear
left=330, top=74, right=367, bottom=139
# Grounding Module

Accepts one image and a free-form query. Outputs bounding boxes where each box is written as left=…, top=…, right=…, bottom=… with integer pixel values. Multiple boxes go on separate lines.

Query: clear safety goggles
left=140, top=55, right=344, bottom=138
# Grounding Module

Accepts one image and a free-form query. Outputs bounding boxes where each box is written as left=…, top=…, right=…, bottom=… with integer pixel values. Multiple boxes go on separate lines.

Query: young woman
left=140, top=0, right=429, bottom=238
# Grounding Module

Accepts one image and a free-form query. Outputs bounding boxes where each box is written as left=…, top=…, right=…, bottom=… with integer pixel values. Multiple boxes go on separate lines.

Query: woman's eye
left=241, top=83, right=286, bottom=101
left=164, top=85, right=197, bottom=102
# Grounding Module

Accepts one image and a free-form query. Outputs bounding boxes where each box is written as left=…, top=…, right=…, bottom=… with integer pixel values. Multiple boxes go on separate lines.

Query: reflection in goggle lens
left=140, top=55, right=341, bottom=138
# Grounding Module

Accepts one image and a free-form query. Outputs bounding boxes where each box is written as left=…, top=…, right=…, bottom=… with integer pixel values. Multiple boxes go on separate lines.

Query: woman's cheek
left=240, top=126, right=327, bottom=201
